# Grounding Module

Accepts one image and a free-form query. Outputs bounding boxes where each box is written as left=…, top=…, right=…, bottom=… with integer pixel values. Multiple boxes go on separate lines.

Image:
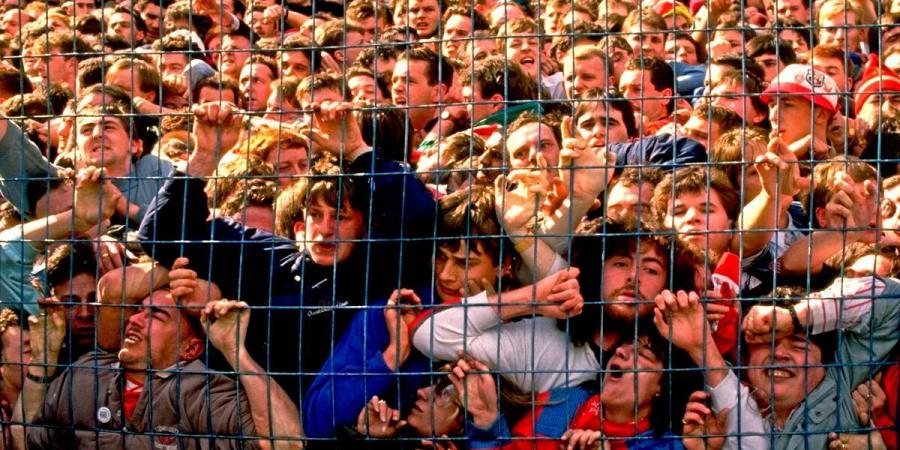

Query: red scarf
left=569, top=394, right=654, bottom=450
left=123, top=375, right=144, bottom=422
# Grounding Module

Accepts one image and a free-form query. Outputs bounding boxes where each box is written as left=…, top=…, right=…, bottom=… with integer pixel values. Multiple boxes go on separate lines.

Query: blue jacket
left=303, top=287, right=434, bottom=439
left=139, top=150, right=437, bottom=402
left=608, top=134, right=707, bottom=168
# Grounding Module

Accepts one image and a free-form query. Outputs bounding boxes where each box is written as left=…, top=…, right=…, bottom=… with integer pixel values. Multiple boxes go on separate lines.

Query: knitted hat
left=854, top=53, right=900, bottom=115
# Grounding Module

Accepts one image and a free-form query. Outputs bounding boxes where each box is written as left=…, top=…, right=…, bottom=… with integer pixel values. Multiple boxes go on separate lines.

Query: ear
left=333, top=50, right=344, bottom=64
left=489, top=93, right=504, bottom=113
left=292, top=220, right=305, bottom=240
left=179, top=336, right=204, bottom=361
left=815, top=108, right=832, bottom=127
left=435, top=83, right=448, bottom=102
left=131, top=138, right=144, bottom=159
left=814, top=206, right=830, bottom=228
left=661, top=87, right=673, bottom=99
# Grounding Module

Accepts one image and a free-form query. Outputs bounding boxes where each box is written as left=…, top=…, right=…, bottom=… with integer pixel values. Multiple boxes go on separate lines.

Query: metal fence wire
left=0, top=0, right=899, bottom=448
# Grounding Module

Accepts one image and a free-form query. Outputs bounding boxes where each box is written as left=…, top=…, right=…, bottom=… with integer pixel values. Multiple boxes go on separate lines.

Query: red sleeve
left=877, top=363, right=899, bottom=450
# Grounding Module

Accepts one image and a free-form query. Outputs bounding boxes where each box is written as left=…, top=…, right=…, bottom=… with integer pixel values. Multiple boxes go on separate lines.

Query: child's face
left=435, top=241, right=500, bottom=301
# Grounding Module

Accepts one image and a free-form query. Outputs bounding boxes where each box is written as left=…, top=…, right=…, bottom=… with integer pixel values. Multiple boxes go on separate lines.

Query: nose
left=438, top=259, right=457, bottom=282
left=76, top=302, right=92, bottom=320
left=127, top=308, right=147, bottom=329
left=614, top=344, right=633, bottom=362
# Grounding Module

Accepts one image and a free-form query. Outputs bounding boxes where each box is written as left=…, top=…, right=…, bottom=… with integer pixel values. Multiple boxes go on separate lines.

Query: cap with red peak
left=854, top=53, right=900, bottom=115
left=653, top=0, right=693, bottom=22
left=761, top=64, right=839, bottom=114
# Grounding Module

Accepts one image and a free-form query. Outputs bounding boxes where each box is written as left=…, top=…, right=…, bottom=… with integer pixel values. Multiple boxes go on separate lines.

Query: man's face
left=75, top=115, right=139, bottom=173
left=265, top=145, right=308, bottom=188
left=158, top=53, right=188, bottom=78
left=140, top=3, right=162, bottom=37
left=601, top=245, right=667, bottom=321
left=813, top=56, right=848, bottom=93
left=563, top=52, right=609, bottom=99
left=406, top=384, right=462, bottom=436
left=348, top=74, right=378, bottom=103
left=576, top=102, right=630, bottom=150
left=505, top=33, right=540, bottom=79
left=668, top=38, right=699, bottom=65
left=442, top=14, right=472, bottom=60
left=469, top=37, right=498, bottom=62
left=779, top=29, right=810, bottom=61
left=625, top=26, right=666, bottom=59
left=606, top=181, right=654, bottom=222
left=541, top=2, right=569, bottom=34
left=435, top=241, right=500, bottom=302
left=33, top=47, right=76, bottom=89
left=769, top=96, right=814, bottom=145
left=664, top=189, right=733, bottom=255
left=118, top=291, right=199, bottom=371
left=506, top=122, right=561, bottom=170
left=818, top=12, right=861, bottom=53
left=239, top=63, right=275, bottom=111
left=109, top=12, right=144, bottom=46
left=711, top=81, right=765, bottom=124
left=754, top=53, right=781, bottom=83
left=305, top=197, right=365, bottom=267
left=463, top=82, right=499, bottom=123
left=218, top=35, right=252, bottom=78
left=52, top=272, right=97, bottom=351
left=281, top=50, right=311, bottom=79
left=683, top=114, right=720, bottom=151
left=776, top=0, right=810, bottom=23
left=620, top=69, right=669, bottom=122
left=747, top=335, right=826, bottom=413
left=1, top=9, right=29, bottom=35
left=407, top=0, right=441, bottom=38
left=74, top=0, right=96, bottom=17
left=392, top=59, right=441, bottom=128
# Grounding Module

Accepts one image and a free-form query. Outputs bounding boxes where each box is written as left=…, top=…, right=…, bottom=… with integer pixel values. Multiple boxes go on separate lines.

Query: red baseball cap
left=761, top=64, right=839, bottom=114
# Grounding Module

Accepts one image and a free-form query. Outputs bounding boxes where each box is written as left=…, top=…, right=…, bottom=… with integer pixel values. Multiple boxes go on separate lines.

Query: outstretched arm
left=204, top=299, right=303, bottom=450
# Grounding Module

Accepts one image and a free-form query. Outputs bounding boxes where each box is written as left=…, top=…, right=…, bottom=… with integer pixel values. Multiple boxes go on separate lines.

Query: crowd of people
left=0, top=0, right=898, bottom=448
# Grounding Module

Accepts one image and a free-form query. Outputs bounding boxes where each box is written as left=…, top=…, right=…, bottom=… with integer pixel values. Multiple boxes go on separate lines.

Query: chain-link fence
left=0, top=0, right=897, bottom=448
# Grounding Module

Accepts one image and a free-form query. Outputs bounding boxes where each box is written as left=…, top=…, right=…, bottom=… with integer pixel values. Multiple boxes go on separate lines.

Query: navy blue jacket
left=608, top=134, right=708, bottom=169
left=138, top=150, right=437, bottom=402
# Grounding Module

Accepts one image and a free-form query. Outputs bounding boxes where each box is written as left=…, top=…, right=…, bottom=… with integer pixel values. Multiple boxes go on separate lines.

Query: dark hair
left=461, top=55, right=538, bottom=102
left=672, top=33, right=707, bottom=63
left=576, top=88, right=639, bottom=139
left=565, top=218, right=695, bottom=346
left=45, top=242, right=98, bottom=290
left=437, top=185, right=509, bottom=266
left=746, top=33, right=798, bottom=65
left=400, top=44, right=454, bottom=87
